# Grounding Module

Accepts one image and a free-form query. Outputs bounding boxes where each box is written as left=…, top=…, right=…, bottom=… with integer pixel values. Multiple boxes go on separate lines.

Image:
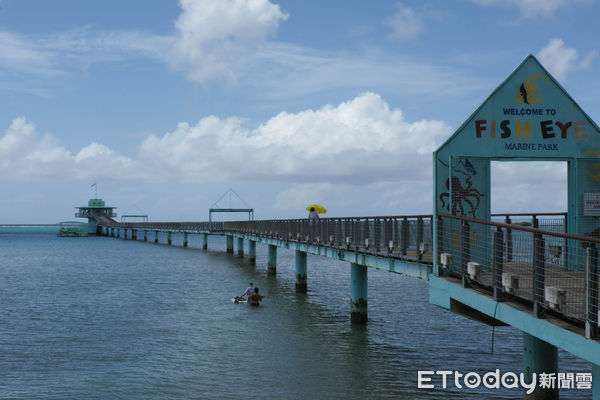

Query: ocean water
left=0, top=229, right=592, bottom=399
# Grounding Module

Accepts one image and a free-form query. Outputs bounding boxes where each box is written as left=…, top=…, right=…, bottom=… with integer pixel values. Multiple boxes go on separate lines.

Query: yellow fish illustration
left=515, top=74, right=548, bottom=105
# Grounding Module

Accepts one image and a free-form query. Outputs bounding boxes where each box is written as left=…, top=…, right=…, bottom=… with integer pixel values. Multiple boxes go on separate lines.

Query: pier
left=89, top=55, right=600, bottom=398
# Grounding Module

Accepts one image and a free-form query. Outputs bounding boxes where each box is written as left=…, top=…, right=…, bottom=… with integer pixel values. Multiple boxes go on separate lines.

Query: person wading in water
left=248, top=287, right=265, bottom=306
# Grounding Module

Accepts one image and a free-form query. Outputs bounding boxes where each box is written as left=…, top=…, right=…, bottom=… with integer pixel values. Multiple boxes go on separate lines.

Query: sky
left=0, top=0, right=599, bottom=223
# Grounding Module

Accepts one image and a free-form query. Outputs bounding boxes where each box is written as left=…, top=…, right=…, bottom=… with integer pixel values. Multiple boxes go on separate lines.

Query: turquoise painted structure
left=248, top=240, right=256, bottom=265
left=237, top=237, right=244, bottom=256
left=75, top=198, right=116, bottom=235
left=295, top=250, right=307, bottom=293
left=350, top=262, right=368, bottom=323
left=434, top=55, right=600, bottom=257
left=432, top=55, right=600, bottom=399
left=226, top=235, right=234, bottom=254
left=268, top=244, right=277, bottom=275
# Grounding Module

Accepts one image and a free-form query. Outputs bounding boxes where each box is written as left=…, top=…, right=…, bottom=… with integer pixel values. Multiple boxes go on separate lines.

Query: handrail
left=437, top=212, right=600, bottom=243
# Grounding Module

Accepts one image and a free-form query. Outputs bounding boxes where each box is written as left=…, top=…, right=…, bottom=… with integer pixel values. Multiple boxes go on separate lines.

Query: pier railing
left=224, top=215, right=434, bottom=262
left=116, top=221, right=223, bottom=231
left=437, top=213, right=599, bottom=338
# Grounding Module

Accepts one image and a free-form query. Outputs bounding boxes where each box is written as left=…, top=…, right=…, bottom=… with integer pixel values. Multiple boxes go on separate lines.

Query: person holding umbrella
left=308, top=207, right=319, bottom=222
left=306, top=204, right=326, bottom=241
left=306, top=204, right=326, bottom=219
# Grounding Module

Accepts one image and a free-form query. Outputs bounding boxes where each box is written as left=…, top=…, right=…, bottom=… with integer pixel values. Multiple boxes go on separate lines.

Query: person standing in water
left=248, top=287, right=265, bottom=306
left=241, top=282, right=254, bottom=298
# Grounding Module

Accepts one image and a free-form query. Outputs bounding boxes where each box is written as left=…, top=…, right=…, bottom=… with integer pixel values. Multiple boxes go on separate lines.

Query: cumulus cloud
left=386, top=4, right=423, bottom=40
left=472, top=0, right=573, bottom=18
left=537, top=38, right=597, bottom=81
left=170, top=0, right=288, bottom=82
left=139, top=92, right=452, bottom=183
left=0, top=117, right=141, bottom=181
left=0, top=93, right=451, bottom=186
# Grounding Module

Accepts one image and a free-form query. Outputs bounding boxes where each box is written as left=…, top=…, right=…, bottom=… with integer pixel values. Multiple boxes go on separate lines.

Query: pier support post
left=227, top=235, right=234, bottom=254
left=154, top=231, right=159, bottom=243
left=268, top=244, right=277, bottom=275
left=117, top=228, right=120, bottom=238
left=132, top=229, right=137, bottom=241
left=124, top=229, right=128, bottom=240
left=350, top=262, right=368, bottom=323
left=523, top=332, right=558, bottom=400
left=237, top=237, right=244, bottom=256
left=202, top=233, right=208, bottom=249
left=248, top=240, right=256, bottom=265
left=144, top=230, right=147, bottom=242
left=183, top=232, right=188, bottom=247
left=167, top=232, right=172, bottom=245
left=295, top=250, right=307, bottom=293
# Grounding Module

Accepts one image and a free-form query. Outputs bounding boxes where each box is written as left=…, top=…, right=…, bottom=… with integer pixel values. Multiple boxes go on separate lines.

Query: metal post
left=384, top=218, right=392, bottom=253
left=124, top=229, right=128, bottom=240
left=167, top=231, right=172, bottom=245
left=132, top=229, right=137, bottom=241
left=586, top=245, right=599, bottom=339
left=374, top=218, right=381, bottom=252
left=493, top=227, right=504, bottom=301
left=295, top=250, right=307, bottom=293
left=393, top=218, right=399, bottom=252
left=202, top=233, right=208, bottom=249
left=144, top=230, right=147, bottom=242
left=267, top=244, right=277, bottom=275
left=461, top=220, right=470, bottom=287
left=226, top=235, right=233, bottom=253
left=417, top=217, right=424, bottom=260
left=533, top=234, right=545, bottom=318
left=363, top=219, right=370, bottom=250
left=237, top=237, right=244, bottom=256
left=401, top=218, right=409, bottom=256
left=248, top=240, right=256, bottom=265
left=154, top=231, right=159, bottom=244
left=350, top=262, right=367, bottom=323
left=505, top=215, right=513, bottom=262
left=522, top=332, right=558, bottom=400
left=183, top=232, right=188, bottom=247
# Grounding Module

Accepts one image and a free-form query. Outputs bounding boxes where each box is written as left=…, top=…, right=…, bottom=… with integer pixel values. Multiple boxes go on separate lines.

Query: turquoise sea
left=0, top=227, right=592, bottom=399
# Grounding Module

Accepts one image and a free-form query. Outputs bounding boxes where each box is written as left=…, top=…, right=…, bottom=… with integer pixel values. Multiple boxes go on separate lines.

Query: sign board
left=583, top=193, right=600, bottom=216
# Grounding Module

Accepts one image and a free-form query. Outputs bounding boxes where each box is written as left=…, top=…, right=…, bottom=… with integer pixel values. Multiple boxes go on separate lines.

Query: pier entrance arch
left=434, top=55, right=600, bottom=250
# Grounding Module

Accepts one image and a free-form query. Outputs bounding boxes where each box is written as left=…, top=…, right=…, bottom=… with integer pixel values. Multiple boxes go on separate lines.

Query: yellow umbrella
left=306, top=204, right=327, bottom=214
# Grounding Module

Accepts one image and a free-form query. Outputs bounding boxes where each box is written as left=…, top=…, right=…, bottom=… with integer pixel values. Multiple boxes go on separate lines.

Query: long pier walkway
left=94, top=54, right=600, bottom=398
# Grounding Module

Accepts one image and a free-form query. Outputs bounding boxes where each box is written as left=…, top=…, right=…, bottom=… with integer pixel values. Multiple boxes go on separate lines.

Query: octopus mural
left=439, top=175, right=485, bottom=217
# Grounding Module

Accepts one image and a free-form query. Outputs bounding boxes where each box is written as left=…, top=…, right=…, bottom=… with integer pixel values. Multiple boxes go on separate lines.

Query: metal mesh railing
left=223, top=216, right=434, bottom=262
left=437, top=213, right=599, bottom=338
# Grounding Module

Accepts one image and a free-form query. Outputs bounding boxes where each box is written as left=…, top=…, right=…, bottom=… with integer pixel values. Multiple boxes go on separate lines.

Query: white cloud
left=139, top=92, right=452, bottom=184
left=170, top=0, right=288, bottom=83
left=472, top=0, right=572, bottom=18
left=0, top=93, right=451, bottom=187
left=537, top=38, right=597, bottom=81
left=0, top=117, right=141, bottom=181
left=386, top=4, right=423, bottom=39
